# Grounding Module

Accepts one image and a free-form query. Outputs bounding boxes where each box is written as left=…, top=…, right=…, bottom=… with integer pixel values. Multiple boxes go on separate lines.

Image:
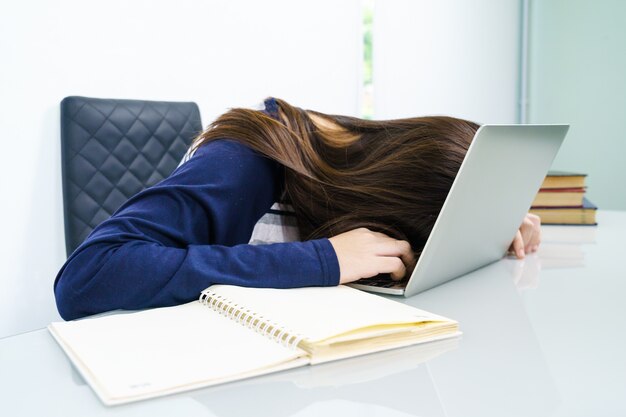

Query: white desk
left=2, top=211, right=625, bottom=416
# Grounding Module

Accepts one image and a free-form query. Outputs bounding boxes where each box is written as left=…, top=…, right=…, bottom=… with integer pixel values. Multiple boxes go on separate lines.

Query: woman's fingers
left=359, top=228, right=415, bottom=264
left=510, top=213, right=543, bottom=258
left=520, top=214, right=541, bottom=253
left=380, top=256, right=407, bottom=281
left=511, top=230, right=525, bottom=259
left=376, top=238, right=416, bottom=268
left=397, top=240, right=416, bottom=268
left=329, top=228, right=415, bottom=284
left=527, top=213, right=541, bottom=252
left=520, top=218, right=534, bottom=251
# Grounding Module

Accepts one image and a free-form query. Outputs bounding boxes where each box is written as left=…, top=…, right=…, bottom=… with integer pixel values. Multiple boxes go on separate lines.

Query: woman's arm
left=54, top=140, right=339, bottom=320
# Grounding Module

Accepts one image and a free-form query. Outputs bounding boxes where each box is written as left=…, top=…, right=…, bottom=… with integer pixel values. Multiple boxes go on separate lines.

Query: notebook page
left=49, top=301, right=306, bottom=404
left=208, top=285, right=453, bottom=343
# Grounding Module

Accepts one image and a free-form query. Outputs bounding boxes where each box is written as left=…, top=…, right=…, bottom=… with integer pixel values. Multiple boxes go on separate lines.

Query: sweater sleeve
left=54, top=140, right=340, bottom=320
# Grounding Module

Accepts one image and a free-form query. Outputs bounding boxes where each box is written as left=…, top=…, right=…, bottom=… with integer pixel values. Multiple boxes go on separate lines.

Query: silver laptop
left=349, top=124, right=569, bottom=297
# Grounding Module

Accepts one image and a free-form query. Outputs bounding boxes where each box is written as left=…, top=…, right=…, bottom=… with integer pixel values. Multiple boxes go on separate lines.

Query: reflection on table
left=1, top=211, right=625, bottom=417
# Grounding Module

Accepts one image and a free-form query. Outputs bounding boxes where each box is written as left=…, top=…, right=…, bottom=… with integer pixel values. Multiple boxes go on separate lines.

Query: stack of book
left=530, top=171, right=597, bottom=225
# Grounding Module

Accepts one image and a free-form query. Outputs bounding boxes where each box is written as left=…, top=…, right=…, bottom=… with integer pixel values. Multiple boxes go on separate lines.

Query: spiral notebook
left=48, top=285, right=460, bottom=405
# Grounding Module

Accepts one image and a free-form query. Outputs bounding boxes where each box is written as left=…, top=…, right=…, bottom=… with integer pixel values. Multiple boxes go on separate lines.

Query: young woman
left=54, top=98, right=541, bottom=320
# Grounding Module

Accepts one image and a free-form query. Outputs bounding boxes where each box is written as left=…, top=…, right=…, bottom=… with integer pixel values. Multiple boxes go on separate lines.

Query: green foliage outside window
left=362, top=1, right=374, bottom=119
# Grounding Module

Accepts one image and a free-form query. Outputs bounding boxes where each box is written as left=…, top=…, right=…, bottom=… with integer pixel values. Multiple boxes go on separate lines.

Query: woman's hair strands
left=194, top=98, right=479, bottom=259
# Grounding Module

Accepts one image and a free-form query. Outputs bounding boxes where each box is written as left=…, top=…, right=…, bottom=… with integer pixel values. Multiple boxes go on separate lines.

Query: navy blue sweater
left=54, top=140, right=340, bottom=320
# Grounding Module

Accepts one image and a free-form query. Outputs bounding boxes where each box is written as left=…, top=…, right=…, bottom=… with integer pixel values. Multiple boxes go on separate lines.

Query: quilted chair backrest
left=60, top=96, right=202, bottom=257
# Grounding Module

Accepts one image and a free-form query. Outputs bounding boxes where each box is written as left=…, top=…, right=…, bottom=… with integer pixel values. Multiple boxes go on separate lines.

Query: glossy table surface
left=2, top=211, right=625, bottom=416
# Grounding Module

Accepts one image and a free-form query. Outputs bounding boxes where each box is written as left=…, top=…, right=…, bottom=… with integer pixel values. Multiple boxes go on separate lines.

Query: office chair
left=60, top=96, right=202, bottom=257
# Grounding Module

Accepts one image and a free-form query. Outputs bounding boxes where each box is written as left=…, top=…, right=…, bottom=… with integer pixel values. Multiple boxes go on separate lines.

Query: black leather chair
left=60, top=96, right=202, bottom=256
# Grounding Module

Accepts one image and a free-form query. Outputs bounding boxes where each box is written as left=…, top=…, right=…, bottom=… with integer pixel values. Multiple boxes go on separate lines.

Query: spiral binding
left=199, top=290, right=304, bottom=349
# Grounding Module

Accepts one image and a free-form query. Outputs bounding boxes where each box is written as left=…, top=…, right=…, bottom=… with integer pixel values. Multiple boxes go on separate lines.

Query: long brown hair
left=194, top=98, right=479, bottom=257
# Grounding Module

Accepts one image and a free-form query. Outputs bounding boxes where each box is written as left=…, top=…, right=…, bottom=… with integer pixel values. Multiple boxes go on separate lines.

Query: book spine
left=199, top=290, right=304, bottom=349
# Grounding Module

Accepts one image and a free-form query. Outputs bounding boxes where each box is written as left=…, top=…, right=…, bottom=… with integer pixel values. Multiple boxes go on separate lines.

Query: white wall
left=0, top=0, right=528, bottom=337
left=372, top=0, right=521, bottom=124
left=0, top=0, right=362, bottom=337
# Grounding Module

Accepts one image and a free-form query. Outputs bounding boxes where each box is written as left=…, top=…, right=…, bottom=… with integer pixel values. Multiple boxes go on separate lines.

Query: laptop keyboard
left=355, top=274, right=409, bottom=289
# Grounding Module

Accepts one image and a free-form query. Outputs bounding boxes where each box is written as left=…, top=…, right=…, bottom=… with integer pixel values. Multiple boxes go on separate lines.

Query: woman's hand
left=328, top=228, right=415, bottom=284
left=509, top=213, right=542, bottom=259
